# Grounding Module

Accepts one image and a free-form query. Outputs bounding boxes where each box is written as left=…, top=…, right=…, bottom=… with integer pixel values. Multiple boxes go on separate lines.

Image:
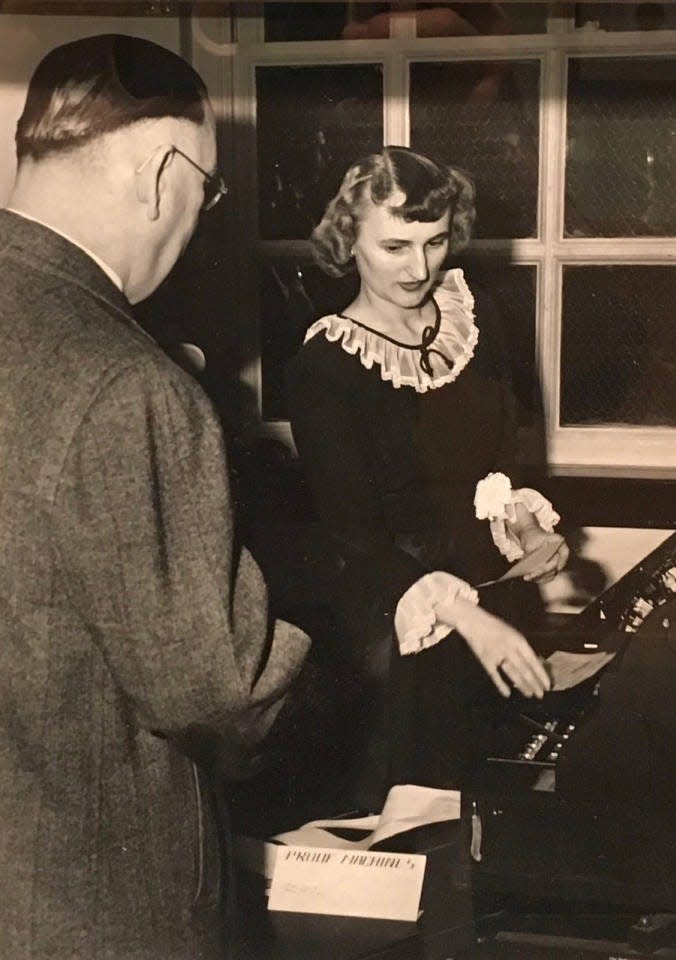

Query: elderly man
left=0, top=34, right=310, bottom=959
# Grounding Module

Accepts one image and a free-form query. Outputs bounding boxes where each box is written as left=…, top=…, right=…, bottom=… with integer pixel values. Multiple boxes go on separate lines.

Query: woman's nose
left=406, top=247, right=429, bottom=281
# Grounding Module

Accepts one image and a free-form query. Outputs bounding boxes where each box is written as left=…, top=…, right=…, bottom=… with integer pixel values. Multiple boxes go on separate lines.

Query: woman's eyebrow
left=379, top=230, right=450, bottom=243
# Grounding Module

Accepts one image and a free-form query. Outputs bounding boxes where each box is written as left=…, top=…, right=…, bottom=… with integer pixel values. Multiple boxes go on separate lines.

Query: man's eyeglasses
left=171, top=146, right=228, bottom=212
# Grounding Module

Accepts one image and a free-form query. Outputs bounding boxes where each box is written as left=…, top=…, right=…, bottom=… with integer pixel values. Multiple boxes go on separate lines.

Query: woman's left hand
left=519, top=528, right=569, bottom=584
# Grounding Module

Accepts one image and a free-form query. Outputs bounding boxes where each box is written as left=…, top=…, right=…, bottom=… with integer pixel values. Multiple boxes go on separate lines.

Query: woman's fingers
left=486, top=650, right=551, bottom=699
left=492, top=632, right=551, bottom=698
left=498, top=659, right=534, bottom=698
left=524, top=537, right=570, bottom=583
left=487, top=664, right=512, bottom=699
left=511, top=644, right=551, bottom=697
left=525, top=562, right=557, bottom=583
left=557, top=541, right=570, bottom=570
left=499, top=656, right=543, bottom=699
left=454, top=603, right=552, bottom=700
left=490, top=644, right=550, bottom=699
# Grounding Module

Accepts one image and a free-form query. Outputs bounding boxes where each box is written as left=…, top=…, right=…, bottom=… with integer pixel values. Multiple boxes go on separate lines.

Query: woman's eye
left=428, top=237, right=448, bottom=247
left=383, top=244, right=405, bottom=253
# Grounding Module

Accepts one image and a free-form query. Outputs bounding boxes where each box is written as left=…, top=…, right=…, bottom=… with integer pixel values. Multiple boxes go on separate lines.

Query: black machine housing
left=466, top=532, right=676, bottom=915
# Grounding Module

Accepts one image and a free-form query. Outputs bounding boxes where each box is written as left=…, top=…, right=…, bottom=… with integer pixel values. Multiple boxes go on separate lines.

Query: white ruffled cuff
left=394, top=571, right=479, bottom=656
left=474, top=472, right=560, bottom=562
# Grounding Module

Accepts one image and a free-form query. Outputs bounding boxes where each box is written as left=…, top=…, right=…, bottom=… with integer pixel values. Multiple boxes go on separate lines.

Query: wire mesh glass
left=257, top=64, right=384, bottom=241
left=263, top=3, right=392, bottom=41
left=413, top=3, right=548, bottom=36
left=561, top=265, right=676, bottom=427
left=565, top=58, right=676, bottom=238
left=261, top=259, right=359, bottom=420
left=465, top=259, right=539, bottom=418
left=410, top=60, right=541, bottom=239
left=574, top=3, right=676, bottom=31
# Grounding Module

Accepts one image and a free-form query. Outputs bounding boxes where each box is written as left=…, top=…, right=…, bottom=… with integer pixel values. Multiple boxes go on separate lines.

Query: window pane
left=257, top=65, right=383, bottom=240
left=263, top=3, right=391, bottom=42
left=410, top=60, right=540, bottom=239
left=414, top=2, right=548, bottom=36
left=458, top=257, right=539, bottom=421
left=575, top=3, right=676, bottom=31
left=561, top=266, right=676, bottom=426
left=565, top=58, right=676, bottom=237
left=261, top=260, right=359, bottom=420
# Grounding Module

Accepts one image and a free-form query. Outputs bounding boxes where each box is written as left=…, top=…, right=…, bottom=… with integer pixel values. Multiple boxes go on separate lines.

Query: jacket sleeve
left=52, top=357, right=310, bottom=776
left=286, top=346, right=426, bottom=654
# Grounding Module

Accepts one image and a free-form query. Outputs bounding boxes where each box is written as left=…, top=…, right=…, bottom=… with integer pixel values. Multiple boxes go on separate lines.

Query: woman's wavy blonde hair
left=311, top=146, right=475, bottom=278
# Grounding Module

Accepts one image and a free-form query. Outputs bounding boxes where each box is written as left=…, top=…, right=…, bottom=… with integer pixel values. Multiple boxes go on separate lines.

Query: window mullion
left=383, top=51, right=409, bottom=147
left=553, top=239, right=676, bottom=262
left=539, top=46, right=569, bottom=464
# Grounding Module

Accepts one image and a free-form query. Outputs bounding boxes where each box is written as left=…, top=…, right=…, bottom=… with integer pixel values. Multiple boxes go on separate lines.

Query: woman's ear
left=135, top=144, right=175, bottom=221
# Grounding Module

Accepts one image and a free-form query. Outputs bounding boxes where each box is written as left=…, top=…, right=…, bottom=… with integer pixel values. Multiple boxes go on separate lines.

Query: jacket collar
left=0, top=208, right=155, bottom=343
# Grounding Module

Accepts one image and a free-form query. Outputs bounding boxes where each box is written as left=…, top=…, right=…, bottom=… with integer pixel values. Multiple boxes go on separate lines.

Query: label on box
left=268, top=845, right=426, bottom=921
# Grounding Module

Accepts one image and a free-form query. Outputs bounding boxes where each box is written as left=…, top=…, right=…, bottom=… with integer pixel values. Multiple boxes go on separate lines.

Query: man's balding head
left=16, top=34, right=208, bottom=164
left=9, top=34, right=219, bottom=304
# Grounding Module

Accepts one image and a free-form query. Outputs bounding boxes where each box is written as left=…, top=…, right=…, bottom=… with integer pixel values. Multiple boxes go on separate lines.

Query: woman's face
left=353, top=198, right=450, bottom=311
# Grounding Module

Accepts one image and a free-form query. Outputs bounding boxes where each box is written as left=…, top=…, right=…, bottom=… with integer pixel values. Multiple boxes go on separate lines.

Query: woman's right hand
left=434, top=596, right=551, bottom=699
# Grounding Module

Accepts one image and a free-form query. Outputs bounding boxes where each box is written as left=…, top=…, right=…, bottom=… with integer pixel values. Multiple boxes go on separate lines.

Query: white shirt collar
left=6, top=207, right=124, bottom=293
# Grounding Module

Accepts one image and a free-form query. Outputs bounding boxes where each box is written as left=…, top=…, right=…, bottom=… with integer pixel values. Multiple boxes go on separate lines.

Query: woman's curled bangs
left=310, top=148, right=476, bottom=277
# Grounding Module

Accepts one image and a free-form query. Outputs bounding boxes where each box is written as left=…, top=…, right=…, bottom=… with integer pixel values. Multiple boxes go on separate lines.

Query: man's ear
left=135, top=144, right=175, bottom=221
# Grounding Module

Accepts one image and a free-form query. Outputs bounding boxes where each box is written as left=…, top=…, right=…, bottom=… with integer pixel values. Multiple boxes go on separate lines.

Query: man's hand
left=434, top=597, right=551, bottom=699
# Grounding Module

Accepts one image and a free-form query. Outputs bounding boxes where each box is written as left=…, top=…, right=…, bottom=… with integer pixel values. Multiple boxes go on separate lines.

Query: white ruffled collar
left=304, top=268, right=479, bottom=393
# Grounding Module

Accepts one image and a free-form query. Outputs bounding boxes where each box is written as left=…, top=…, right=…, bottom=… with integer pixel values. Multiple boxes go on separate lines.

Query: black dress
left=286, top=270, right=543, bottom=803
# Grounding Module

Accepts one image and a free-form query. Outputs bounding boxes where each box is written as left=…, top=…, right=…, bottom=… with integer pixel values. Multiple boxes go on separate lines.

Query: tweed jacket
left=0, top=210, right=310, bottom=959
